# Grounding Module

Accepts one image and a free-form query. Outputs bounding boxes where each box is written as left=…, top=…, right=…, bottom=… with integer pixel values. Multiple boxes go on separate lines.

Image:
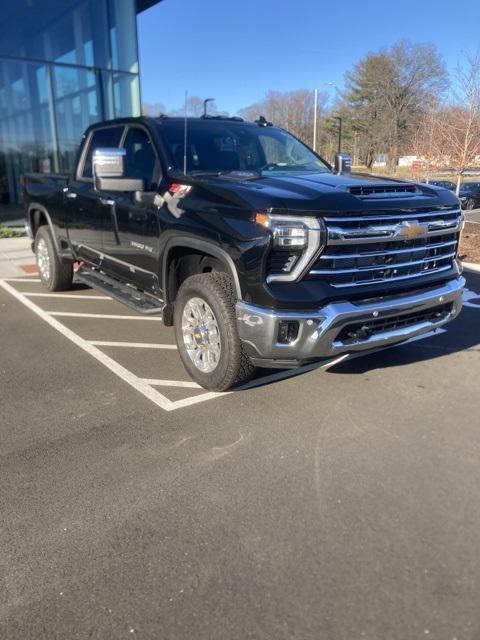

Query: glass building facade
left=0, top=0, right=158, bottom=217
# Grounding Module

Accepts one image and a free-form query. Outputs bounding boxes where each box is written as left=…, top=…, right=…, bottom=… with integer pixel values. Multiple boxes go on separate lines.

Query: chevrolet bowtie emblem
left=395, top=221, right=427, bottom=239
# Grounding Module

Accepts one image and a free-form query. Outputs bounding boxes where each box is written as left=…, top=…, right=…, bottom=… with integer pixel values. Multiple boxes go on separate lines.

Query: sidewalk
left=0, top=237, right=36, bottom=278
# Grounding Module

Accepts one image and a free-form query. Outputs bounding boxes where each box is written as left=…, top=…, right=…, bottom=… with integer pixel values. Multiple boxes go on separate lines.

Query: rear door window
left=80, top=126, right=124, bottom=179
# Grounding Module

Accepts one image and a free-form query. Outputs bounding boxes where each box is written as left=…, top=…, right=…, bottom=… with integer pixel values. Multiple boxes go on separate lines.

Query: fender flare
left=27, top=203, right=61, bottom=254
left=162, top=236, right=243, bottom=301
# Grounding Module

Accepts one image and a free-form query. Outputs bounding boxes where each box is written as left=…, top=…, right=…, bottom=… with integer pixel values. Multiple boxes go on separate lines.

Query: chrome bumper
left=236, top=277, right=465, bottom=365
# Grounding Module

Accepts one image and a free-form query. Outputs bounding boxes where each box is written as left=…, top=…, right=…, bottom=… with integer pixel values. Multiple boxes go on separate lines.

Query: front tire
left=465, top=198, right=476, bottom=210
left=35, top=226, right=73, bottom=291
left=174, top=273, right=255, bottom=391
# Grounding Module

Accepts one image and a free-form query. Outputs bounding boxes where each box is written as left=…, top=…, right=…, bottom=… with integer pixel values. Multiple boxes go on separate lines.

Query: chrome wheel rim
left=36, top=237, right=51, bottom=281
left=182, top=296, right=221, bottom=373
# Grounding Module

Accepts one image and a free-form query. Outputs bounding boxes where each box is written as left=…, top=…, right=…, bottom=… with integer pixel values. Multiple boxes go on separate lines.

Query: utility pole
left=313, top=88, right=318, bottom=151
left=326, top=82, right=343, bottom=154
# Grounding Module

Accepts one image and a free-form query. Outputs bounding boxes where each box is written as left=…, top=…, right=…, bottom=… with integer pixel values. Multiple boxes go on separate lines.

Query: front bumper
left=236, top=277, right=465, bottom=366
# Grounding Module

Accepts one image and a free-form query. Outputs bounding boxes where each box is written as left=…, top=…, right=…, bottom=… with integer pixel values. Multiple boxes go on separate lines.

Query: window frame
left=120, top=123, right=162, bottom=189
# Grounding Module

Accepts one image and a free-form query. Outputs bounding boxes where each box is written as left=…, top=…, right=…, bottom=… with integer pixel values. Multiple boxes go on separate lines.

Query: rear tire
left=465, top=198, right=476, bottom=210
left=34, top=225, right=73, bottom=291
left=174, top=272, right=255, bottom=391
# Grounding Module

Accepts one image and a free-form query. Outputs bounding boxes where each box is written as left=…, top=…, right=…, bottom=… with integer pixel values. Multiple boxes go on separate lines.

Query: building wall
left=0, top=0, right=142, bottom=212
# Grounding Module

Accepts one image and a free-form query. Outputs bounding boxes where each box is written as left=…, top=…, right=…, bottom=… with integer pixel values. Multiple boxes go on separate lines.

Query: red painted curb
left=20, top=264, right=38, bottom=274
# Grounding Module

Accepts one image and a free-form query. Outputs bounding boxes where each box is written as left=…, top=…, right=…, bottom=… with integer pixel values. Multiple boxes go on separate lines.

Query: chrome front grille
left=309, top=208, right=462, bottom=288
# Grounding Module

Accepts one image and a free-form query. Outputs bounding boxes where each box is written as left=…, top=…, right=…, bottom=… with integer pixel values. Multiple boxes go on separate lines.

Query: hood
left=187, top=170, right=460, bottom=215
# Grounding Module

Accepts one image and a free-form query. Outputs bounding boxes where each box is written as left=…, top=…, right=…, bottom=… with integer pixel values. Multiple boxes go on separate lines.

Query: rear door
left=66, top=125, right=124, bottom=265
left=101, top=124, right=162, bottom=291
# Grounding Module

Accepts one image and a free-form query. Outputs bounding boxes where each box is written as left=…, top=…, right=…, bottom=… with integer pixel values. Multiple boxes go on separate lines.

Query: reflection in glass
left=53, top=66, right=101, bottom=172
left=0, top=0, right=110, bottom=71
left=0, top=0, right=142, bottom=212
left=109, top=0, right=139, bottom=73
left=113, top=73, right=140, bottom=117
left=0, top=59, right=56, bottom=206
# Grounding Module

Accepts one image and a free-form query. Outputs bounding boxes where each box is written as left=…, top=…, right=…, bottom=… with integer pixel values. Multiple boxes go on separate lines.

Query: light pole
left=203, top=97, right=215, bottom=117
left=326, top=82, right=343, bottom=154
left=332, top=116, right=342, bottom=153
left=312, top=88, right=318, bottom=151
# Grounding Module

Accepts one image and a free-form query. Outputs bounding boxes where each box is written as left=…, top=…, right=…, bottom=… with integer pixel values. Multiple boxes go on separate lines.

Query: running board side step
left=76, top=267, right=165, bottom=315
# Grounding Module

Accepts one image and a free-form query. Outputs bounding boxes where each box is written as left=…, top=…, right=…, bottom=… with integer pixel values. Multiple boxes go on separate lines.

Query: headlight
left=256, top=212, right=326, bottom=283
left=272, top=223, right=308, bottom=248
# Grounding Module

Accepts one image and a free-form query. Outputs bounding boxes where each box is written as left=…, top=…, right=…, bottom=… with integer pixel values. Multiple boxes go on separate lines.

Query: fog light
left=277, top=320, right=299, bottom=344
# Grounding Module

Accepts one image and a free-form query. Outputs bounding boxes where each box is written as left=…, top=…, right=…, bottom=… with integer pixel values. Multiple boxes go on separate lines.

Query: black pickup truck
left=24, top=115, right=465, bottom=390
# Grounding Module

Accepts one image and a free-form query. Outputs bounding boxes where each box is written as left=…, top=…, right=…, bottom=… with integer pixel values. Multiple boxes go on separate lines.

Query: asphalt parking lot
left=1, top=271, right=480, bottom=639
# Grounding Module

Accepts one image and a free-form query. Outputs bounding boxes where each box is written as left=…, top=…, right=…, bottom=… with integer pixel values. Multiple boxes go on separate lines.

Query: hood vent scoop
left=349, top=184, right=419, bottom=197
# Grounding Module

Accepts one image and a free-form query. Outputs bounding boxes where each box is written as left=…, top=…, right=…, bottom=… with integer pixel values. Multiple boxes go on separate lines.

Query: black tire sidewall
left=174, top=275, right=243, bottom=390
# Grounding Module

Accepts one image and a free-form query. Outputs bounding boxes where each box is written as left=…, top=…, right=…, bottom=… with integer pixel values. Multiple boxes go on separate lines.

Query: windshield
left=157, top=120, right=330, bottom=176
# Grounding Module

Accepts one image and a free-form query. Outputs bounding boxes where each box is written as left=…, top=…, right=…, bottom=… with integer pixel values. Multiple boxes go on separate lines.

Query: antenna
left=183, top=90, right=188, bottom=176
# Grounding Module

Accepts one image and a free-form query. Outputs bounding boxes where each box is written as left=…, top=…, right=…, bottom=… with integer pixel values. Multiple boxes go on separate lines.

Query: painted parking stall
left=0, top=275, right=351, bottom=411
left=0, top=277, right=225, bottom=411
left=3, top=270, right=464, bottom=411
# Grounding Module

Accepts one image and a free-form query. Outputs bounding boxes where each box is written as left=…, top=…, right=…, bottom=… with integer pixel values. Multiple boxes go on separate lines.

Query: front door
left=101, top=125, right=162, bottom=292
left=66, top=124, right=124, bottom=265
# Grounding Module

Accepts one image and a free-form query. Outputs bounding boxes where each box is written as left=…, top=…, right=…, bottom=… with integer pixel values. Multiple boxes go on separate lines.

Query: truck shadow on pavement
left=326, top=271, right=480, bottom=376
left=54, top=274, right=480, bottom=390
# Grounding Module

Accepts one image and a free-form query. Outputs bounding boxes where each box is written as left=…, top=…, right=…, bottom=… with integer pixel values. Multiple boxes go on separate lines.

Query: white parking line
left=4, top=277, right=40, bottom=282
left=142, top=378, right=201, bottom=388
left=25, top=292, right=112, bottom=300
left=169, top=391, right=228, bottom=409
left=90, top=341, right=177, bottom=349
left=49, top=311, right=163, bottom=321
left=0, top=278, right=367, bottom=413
left=0, top=279, right=175, bottom=411
left=0, top=279, right=231, bottom=412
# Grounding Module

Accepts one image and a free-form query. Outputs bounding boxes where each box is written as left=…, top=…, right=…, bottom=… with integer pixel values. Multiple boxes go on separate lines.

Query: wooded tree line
left=143, top=41, right=480, bottom=188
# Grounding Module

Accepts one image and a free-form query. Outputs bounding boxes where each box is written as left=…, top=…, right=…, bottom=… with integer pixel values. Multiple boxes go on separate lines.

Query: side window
left=80, top=126, right=124, bottom=179
left=123, top=127, right=158, bottom=190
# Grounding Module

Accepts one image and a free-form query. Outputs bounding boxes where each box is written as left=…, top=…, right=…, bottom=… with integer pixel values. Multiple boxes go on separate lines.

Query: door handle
left=65, top=191, right=77, bottom=199
left=99, top=197, right=115, bottom=206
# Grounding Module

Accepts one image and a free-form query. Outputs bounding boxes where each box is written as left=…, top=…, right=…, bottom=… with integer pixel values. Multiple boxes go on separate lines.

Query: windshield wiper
left=188, top=170, right=224, bottom=176
left=189, top=170, right=260, bottom=180
left=260, top=163, right=323, bottom=172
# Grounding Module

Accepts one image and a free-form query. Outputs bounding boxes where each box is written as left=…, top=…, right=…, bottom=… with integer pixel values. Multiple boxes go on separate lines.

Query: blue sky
left=138, top=0, right=480, bottom=115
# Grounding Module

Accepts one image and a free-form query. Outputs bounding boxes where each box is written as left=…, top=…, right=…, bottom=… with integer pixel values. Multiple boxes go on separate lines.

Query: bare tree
left=142, top=102, right=167, bottom=117
left=443, top=54, right=480, bottom=193
left=240, top=89, right=328, bottom=147
left=413, top=53, right=480, bottom=193
left=172, top=96, right=229, bottom=117
left=412, top=103, right=446, bottom=181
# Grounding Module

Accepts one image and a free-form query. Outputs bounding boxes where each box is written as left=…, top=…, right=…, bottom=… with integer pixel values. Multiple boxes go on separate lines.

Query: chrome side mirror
left=93, top=148, right=144, bottom=192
